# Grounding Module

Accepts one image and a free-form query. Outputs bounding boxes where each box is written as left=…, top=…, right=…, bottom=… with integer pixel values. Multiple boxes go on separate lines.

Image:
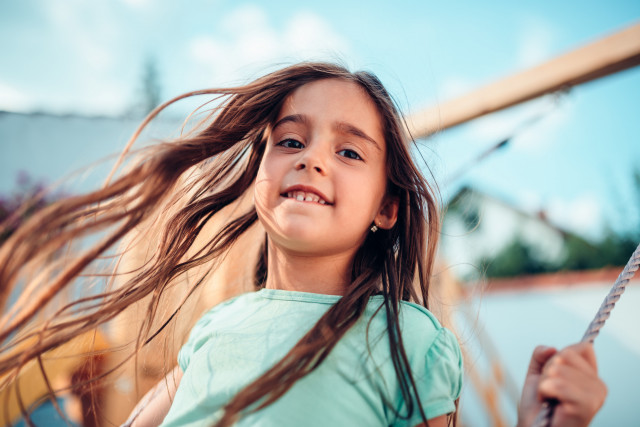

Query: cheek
left=255, top=149, right=283, bottom=183
left=254, top=163, right=272, bottom=215
left=353, top=169, right=387, bottom=206
left=254, top=154, right=287, bottom=227
left=337, top=174, right=385, bottom=224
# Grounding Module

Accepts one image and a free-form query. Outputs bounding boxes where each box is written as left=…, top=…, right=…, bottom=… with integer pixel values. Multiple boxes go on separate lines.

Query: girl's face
left=255, top=78, right=398, bottom=258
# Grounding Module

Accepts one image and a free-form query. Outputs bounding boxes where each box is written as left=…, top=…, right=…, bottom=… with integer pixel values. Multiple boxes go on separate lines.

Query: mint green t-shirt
left=161, top=289, right=463, bottom=427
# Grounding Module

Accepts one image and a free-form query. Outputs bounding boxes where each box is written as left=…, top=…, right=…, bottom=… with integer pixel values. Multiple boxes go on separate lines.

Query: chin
left=271, top=231, right=362, bottom=259
left=278, top=231, right=324, bottom=250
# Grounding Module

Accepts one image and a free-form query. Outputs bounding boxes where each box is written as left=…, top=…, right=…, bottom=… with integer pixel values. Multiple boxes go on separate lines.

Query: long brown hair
left=0, top=63, right=444, bottom=425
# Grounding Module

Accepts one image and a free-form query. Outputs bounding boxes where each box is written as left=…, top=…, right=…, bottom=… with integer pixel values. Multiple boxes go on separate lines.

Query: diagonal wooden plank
left=406, top=23, right=640, bottom=139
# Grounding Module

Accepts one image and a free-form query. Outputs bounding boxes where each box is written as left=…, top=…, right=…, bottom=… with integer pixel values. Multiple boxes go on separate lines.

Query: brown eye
left=277, top=139, right=304, bottom=149
left=337, top=149, right=362, bottom=160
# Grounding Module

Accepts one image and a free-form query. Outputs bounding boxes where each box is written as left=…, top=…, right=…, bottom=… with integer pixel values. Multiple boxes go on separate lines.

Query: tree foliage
left=482, top=168, right=640, bottom=278
left=483, top=230, right=638, bottom=278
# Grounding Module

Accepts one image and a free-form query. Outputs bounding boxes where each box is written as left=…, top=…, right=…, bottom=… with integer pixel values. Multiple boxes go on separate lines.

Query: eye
left=277, top=139, right=304, bottom=149
left=337, top=149, right=362, bottom=160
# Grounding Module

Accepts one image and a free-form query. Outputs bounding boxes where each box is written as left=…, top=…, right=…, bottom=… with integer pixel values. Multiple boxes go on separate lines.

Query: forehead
left=276, top=78, right=384, bottom=144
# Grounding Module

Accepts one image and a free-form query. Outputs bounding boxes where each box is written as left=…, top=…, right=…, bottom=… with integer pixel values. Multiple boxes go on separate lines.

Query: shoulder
left=396, top=301, right=462, bottom=375
left=361, top=298, right=463, bottom=422
left=178, top=291, right=259, bottom=370
left=197, top=290, right=262, bottom=321
left=397, top=301, right=446, bottom=346
left=190, top=293, right=247, bottom=328
left=394, top=302, right=464, bottom=422
left=397, top=300, right=443, bottom=330
left=365, top=298, right=461, bottom=366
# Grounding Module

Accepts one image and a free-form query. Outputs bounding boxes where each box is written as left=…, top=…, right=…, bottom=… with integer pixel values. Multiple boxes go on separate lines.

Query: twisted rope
left=532, top=242, right=640, bottom=427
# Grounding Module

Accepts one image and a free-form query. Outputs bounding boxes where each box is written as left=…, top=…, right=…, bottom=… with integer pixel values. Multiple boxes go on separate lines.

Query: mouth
left=281, top=186, right=332, bottom=205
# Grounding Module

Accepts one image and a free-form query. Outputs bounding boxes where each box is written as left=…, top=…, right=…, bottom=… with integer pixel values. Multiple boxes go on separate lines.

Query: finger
left=542, top=363, right=597, bottom=395
left=538, top=364, right=607, bottom=408
left=527, top=345, right=558, bottom=376
left=539, top=374, right=592, bottom=405
left=544, top=344, right=598, bottom=377
left=572, top=342, right=598, bottom=372
left=539, top=374, right=607, bottom=424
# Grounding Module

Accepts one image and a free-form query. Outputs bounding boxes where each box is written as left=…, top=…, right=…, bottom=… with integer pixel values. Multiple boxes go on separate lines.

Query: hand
left=517, top=343, right=607, bottom=427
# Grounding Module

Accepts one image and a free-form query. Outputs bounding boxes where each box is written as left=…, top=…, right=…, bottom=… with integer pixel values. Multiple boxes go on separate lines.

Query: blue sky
left=1, top=0, right=639, bottom=239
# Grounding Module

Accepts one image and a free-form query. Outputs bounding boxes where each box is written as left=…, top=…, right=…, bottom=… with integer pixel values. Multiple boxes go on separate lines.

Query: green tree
left=127, top=56, right=162, bottom=117
left=481, top=239, right=551, bottom=278
left=479, top=167, right=640, bottom=279
left=141, top=57, right=162, bottom=115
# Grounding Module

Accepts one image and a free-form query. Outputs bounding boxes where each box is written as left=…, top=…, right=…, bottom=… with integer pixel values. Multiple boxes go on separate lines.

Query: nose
left=295, top=161, right=324, bottom=174
left=295, top=141, right=327, bottom=175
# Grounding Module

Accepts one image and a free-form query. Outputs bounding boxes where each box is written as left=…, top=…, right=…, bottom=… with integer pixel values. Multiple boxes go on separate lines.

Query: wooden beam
left=406, top=22, right=640, bottom=139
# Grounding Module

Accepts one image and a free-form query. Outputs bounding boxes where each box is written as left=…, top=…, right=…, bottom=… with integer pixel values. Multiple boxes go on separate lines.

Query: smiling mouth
left=282, top=190, right=330, bottom=205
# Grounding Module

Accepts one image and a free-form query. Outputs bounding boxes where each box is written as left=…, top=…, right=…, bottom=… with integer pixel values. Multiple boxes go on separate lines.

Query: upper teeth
left=287, top=191, right=327, bottom=204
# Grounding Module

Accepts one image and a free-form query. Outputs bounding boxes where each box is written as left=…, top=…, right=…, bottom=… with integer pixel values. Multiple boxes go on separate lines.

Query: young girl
left=0, top=63, right=605, bottom=427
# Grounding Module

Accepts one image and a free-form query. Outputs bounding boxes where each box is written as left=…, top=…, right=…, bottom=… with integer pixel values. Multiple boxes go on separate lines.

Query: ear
left=374, top=195, right=399, bottom=230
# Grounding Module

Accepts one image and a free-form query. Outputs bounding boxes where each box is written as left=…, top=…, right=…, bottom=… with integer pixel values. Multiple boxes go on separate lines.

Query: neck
left=263, top=241, right=354, bottom=296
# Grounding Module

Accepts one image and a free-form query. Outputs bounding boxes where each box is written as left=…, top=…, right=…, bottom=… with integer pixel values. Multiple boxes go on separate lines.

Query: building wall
left=440, top=188, right=567, bottom=279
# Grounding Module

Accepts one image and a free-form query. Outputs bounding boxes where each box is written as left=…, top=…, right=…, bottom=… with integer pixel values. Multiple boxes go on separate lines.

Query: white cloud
left=186, top=6, right=350, bottom=87
left=0, top=82, right=33, bottom=112
left=79, top=80, right=132, bottom=116
left=465, top=94, right=573, bottom=155
left=513, top=190, right=604, bottom=239
left=437, top=18, right=562, bottom=155
left=119, top=0, right=151, bottom=9
left=516, top=190, right=543, bottom=212
left=12, top=0, right=133, bottom=114
left=547, top=193, right=603, bottom=238
left=439, top=76, right=476, bottom=101
left=45, top=1, right=118, bottom=71
left=514, top=100, right=572, bottom=153
left=221, top=4, right=270, bottom=33
left=5, top=3, right=350, bottom=115
left=467, top=110, right=520, bottom=145
left=517, top=17, right=556, bottom=68
left=284, top=11, right=349, bottom=56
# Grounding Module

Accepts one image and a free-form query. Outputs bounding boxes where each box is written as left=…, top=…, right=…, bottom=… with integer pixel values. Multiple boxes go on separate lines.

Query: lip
left=281, top=184, right=333, bottom=205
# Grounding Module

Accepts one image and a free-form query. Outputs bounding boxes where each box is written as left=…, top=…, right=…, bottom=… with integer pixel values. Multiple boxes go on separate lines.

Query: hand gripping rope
left=532, top=242, right=640, bottom=427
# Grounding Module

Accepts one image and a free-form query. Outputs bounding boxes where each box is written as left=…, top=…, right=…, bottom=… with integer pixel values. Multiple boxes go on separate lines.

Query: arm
left=517, top=343, right=607, bottom=427
left=413, top=414, right=448, bottom=427
left=122, top=365, right=183, bottom=427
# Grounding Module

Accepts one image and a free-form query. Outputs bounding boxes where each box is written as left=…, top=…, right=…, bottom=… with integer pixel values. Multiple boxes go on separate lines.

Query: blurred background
left=1, top=1, right=639, bottom=426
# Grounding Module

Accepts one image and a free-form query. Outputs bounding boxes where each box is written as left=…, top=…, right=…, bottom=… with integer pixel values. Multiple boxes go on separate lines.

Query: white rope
left=532, top=242, right=640, bottom=427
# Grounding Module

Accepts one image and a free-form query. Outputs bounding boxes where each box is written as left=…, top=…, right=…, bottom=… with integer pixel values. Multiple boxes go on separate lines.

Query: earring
left=370, top=224, right=379, bottom=233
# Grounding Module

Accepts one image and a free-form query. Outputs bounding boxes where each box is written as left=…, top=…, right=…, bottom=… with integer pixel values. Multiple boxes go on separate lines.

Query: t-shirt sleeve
left=177, top=295, right=245, bottom=371
left=398, top=327, right=463, bottom=425
left=177, top=308, right=217, bottom=372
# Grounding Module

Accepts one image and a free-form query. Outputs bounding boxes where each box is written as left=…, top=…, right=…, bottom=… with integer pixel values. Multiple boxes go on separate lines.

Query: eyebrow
left=273, top=114, right=382, bottom=151
left=334, top=121, right=381, bottom=151
left=272, top=114, right=309, bottom=130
